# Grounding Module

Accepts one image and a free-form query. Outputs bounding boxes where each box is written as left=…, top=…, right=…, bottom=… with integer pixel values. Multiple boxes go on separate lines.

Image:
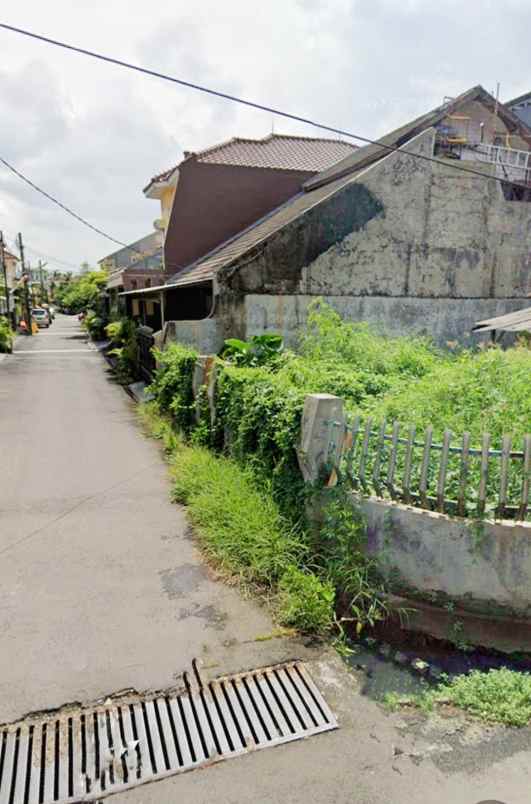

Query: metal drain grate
left=0, top=661, right=337, bottom=803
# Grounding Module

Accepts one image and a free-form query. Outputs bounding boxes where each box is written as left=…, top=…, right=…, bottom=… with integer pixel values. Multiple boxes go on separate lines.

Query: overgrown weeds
left=385, top=667, right=531, bottom=727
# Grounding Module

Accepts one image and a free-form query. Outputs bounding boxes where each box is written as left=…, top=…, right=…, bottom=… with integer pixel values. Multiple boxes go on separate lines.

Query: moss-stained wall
left=218, top=128, right=531, bottom=345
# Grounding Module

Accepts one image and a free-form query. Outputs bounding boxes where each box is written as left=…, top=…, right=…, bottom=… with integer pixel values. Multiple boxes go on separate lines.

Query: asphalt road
left=0, top=315, right=529, bottom=803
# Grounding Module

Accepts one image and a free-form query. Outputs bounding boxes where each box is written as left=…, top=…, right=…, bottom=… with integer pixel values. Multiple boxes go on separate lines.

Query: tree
left=54, top=268, right=108, bottom=314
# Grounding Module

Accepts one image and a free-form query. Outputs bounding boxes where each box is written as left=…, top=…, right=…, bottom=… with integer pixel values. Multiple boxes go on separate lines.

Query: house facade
left=126, top=86, right=531, bottom=350
left=0, top=249, right=19, bottom=316
left=100, top=231, right=164, bottom=324
left=507, top=90, right=531, bottom=128
left=124, top=134, right=357, bottom=334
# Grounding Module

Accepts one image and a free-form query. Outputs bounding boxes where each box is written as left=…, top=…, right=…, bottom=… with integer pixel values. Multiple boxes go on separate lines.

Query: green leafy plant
left=105, top=318, right=134, bottom=346
left=222, top=333, right=284, bottom=367
left=0, top=316, right=13, bottom=353
left=83, top=310, right=106, bottom=339
left=277, top=566, right=335, bottom=634
left=148, top=343, right=197, bottom=430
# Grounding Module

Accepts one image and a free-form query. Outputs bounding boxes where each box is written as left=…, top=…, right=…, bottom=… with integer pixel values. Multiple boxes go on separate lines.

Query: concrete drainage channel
left=0, top=661, right=337, bottom=803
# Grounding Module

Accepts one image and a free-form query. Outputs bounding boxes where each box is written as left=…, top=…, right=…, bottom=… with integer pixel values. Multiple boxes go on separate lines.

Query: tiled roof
left=191, top=134, right=356, bottom=172
left=149, top=166, right=177, bottom=184
left=145, top=134, right=356, bottom=189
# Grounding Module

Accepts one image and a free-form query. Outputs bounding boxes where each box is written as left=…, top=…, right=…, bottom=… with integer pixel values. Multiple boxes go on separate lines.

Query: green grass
left=138, top=401, right=335, bottom=633
left=385, top=668, right=531, bottom=727
left=170, top=445, right=304, bottom=586
left=277, top=566, right=335, bottom=635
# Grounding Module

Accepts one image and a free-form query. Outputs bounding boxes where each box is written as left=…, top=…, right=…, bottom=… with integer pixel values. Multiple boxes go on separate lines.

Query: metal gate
left=136, top=325, right=156, bottom=383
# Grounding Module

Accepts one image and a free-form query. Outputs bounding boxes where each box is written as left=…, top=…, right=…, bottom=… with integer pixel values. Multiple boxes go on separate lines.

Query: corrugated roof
left=506, top=90, right=531, bottom=108
left=472, top=306, right=531, bottom=333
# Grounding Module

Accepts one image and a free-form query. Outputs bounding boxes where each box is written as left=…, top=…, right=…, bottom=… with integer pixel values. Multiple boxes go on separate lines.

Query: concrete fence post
left=297, top=393, right=346, bottom=484
left=192, top=355, right=217, bottom=424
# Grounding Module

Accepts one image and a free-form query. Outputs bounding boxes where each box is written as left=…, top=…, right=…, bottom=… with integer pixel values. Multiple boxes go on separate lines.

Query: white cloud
left=0, top=0, right=529, bottom=269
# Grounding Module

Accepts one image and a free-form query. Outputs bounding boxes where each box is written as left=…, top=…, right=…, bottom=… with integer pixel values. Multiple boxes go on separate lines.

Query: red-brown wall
left=123, top=270, right=166, bottom=292
left=163, top=161, right=314, bottom=276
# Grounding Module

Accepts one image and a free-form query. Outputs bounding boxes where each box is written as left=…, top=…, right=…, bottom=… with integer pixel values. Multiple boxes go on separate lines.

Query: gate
left=136, top=325, right=156, bottom=382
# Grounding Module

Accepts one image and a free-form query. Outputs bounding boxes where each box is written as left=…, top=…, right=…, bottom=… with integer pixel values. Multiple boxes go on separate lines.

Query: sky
left=0, top=0, right=529, bottom=272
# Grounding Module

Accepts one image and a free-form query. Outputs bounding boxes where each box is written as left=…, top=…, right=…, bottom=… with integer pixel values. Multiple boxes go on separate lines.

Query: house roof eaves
left=505, top=90, right=531, bottom=108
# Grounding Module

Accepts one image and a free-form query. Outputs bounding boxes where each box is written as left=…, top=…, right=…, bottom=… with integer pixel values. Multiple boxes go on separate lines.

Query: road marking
left=13, top=348, right=96, bottom=354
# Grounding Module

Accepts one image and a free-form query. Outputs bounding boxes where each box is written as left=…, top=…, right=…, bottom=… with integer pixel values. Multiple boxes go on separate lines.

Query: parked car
left=31, top=308, right=50, bottom=328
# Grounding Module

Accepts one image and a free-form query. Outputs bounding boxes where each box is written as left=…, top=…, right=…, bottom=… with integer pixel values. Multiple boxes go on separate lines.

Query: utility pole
left=17, top=232, right=32, bottom=336
left=0, top=231, right=12, bottom=327
left=38, top=259, right=48, bottom=304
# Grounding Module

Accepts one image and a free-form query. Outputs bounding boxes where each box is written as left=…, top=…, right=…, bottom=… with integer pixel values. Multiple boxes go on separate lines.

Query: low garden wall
left=154, top=319, right=224, bottom=355
left=359, top=495, right=531, bottom=618
left=148, top=338, right=531, bottom=649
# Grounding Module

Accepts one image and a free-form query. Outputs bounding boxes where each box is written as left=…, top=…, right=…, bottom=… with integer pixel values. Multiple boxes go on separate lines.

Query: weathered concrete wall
left=358, top=494, right=531, bottom=619
left=224, top=128, right=531, bottom=345
left=244, top=293, right=528, bottom=347
left=156, top=318, right=224, bottom=353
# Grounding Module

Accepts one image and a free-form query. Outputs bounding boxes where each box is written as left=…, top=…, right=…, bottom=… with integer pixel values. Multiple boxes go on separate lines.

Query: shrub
left=105, top=318, right=134, bottom=346
left=423, top=668, right=531, bottom=727
left=299, top=299, right=441, bottom=381
left=83, top=310, right=106, bottom=339
left=277, top=566, right=335, bottom=634
left=149, top=343, right=198, bottom=430
left=0, top=316, right=13, bottom=353
left=222, top=333, right=284, bottom=367
left=366, top=346, right=531, bottom=447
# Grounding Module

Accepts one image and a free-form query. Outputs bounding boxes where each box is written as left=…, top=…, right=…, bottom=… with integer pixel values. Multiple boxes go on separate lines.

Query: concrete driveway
left=1, top=315, right=529, bottom=803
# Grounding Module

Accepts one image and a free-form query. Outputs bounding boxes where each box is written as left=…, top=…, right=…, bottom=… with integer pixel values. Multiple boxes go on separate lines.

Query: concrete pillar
left=192, top=355, right=217, bottom=424
left=297, top=394, right=345, bottom=484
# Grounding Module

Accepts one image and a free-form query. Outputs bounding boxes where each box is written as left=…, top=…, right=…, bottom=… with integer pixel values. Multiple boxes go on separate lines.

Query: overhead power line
left=0, top=155, right=130, bottom=248
left=0, top=22, right=528, bottom=190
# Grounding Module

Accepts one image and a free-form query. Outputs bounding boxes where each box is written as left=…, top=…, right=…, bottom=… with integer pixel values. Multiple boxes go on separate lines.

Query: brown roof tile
left=192, top=134, right=356, bottom=172
left=145, top=134, right=356, bottom=190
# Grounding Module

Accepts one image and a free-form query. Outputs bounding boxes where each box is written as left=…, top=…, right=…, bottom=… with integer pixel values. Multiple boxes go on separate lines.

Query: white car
left=32, top=308, right=50, bottom=328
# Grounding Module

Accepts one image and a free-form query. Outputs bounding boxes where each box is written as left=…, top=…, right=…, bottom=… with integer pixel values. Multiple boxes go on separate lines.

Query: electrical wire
left=0, top=155, right=131, bottom=248
left=0, top=22, right=529, bottom=190
left=0, top=224, right=80, bottom=271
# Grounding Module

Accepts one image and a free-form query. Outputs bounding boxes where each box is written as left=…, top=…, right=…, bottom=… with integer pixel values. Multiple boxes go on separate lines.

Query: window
left=130, top=280, right=137, bottom=290
left=145, top=278, right=151, bottom=288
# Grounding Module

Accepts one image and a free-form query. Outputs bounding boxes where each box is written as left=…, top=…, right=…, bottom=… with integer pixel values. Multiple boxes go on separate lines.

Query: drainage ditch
left=348, top=622, right=531, bottom=703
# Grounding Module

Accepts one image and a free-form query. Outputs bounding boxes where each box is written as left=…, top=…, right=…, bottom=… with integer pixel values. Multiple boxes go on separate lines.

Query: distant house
left=100, top=231, right=164, bottom=325
left=0, top=249, right=19, bottom=316
left=125, top=85, right=531, bottom=350
left=506, top=90, right=531, bottom=129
